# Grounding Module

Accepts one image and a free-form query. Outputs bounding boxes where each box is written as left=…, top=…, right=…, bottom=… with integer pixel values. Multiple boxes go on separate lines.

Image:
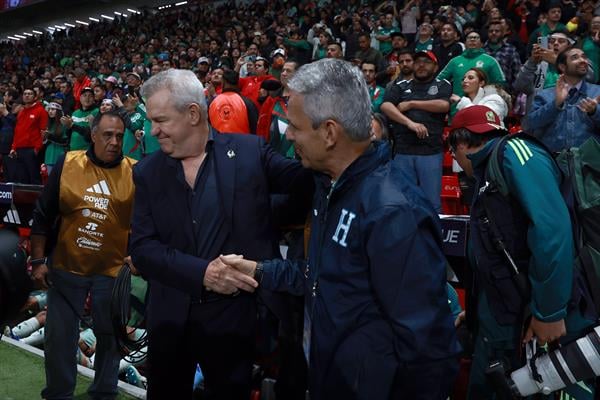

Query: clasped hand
left=203, top=254, right=258, bottom=295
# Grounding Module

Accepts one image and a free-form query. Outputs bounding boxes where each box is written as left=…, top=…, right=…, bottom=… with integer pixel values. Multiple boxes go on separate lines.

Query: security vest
left=470, top=141, right=531, bottom=325
left=52, top=151, right=136, bottom=277
left=208, top=92, right=250, bottom=134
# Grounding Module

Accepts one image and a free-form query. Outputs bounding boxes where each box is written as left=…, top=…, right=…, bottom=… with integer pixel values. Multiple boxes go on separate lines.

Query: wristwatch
left=254, top=261, right=264, bottom=284
left=30, top=257, right=47, bottom=266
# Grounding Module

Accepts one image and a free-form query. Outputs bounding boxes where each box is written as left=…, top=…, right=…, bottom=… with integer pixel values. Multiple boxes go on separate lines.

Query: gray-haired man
left=223, top=59, right=460, bottom=400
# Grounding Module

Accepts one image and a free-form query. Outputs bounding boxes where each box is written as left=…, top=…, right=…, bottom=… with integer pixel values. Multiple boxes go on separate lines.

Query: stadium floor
left=0, top=340, right=137, bottom=399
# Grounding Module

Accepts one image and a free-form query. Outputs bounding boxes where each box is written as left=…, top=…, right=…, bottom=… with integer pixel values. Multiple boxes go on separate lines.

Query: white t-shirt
left=401, top=7, right=418, bottom=34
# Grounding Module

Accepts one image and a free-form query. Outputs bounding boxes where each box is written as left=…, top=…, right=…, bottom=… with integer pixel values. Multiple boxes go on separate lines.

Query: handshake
left=203, top=254, right=259, bottom=295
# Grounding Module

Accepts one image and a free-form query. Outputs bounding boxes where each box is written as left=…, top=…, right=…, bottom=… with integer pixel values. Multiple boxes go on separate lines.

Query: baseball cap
left=414, top=50, right=438, bottom=64
left=126, top=72, right=141, bottom=81
left=81, top=87, right=94, bottom=95
left=104, top=76, right=118, bottom=84
left=255, top=56, right=270, bottom=66
left=271, top=48, right=286, bottom=58
left=51, top=92, right=65, bottom=100
left=197, top=56, right=209, bottom=65
left=450, top=105, right=506, bottom=134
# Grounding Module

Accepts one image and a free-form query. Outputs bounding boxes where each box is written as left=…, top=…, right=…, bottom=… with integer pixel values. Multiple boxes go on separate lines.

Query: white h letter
left=332, top=209, right=356, bottom=247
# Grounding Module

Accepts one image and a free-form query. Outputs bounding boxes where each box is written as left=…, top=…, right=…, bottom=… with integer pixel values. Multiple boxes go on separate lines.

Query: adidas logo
left=86, top=180, right=111, bottom=196
left=3, top=205, right=21, bottom=224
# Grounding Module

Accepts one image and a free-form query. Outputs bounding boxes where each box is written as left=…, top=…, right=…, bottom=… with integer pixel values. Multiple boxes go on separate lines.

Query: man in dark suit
left=130, top=69, right=311, bottom=400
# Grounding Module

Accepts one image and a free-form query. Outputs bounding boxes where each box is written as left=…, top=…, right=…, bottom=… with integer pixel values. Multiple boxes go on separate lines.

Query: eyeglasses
left=466, top=35, right=481, bottom=40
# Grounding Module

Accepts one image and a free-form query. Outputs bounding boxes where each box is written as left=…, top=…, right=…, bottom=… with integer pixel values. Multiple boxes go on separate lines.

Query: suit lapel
left=213, top=131, right=236, bottom=230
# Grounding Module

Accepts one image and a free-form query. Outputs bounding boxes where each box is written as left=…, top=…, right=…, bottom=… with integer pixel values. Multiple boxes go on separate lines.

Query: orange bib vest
left=52, top=151, right=137, bottom=277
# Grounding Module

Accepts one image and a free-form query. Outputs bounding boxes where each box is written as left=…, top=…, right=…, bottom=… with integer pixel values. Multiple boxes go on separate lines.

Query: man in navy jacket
left=130, top=69, right=311, bottom=399
left=222, top=59, right=461, bottom=400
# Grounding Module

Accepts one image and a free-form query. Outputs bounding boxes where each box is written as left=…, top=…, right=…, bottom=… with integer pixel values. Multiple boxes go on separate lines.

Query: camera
left=486, top=328, right=600, bottom=398
left=0, top=229, right=30, bottom=326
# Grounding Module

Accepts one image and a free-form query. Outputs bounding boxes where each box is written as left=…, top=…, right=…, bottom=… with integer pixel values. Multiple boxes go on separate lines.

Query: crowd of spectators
left=0, top=0, right=598, bottom=189
left=2, top=0, right=600, bottom=396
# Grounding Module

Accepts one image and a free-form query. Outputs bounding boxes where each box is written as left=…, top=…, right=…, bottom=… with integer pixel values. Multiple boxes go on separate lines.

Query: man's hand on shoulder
left=204, top=255, right=258, bottom=294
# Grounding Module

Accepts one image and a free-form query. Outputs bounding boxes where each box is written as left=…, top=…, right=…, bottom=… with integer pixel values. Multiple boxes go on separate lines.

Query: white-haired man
left=130, top=69, right=312, bottom=399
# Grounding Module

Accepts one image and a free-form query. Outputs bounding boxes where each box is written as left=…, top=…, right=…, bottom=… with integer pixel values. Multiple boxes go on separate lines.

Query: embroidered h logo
left=332, top=209, right=356, bottom=247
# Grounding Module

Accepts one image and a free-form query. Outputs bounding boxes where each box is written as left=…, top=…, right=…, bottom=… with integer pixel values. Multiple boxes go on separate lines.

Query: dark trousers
left=146, top=296, right=256, bottom=400
left=390, top=356, right=460, bottom=399
left=4, top=147, right=40, bottom=184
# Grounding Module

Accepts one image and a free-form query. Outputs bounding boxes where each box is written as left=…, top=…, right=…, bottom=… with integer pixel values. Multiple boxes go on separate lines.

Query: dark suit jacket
left=130, top=130, right=312, bottom=333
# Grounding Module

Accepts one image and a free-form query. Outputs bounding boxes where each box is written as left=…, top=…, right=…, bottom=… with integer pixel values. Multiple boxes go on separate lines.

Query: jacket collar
left=315, top=140, right=390, bottom=197
left=462, top=48, right=485, bottom=58
left=86, top=145, right=124, bottom=169
left=468, top=137, right=500, bottom=173
left=212, top=129, right=236, bottom=225
left=164, top=127, right=236, bottom=225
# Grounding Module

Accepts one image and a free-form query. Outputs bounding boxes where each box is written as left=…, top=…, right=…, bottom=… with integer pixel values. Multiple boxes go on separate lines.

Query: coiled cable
left=110, top=263, right=148, bottom=364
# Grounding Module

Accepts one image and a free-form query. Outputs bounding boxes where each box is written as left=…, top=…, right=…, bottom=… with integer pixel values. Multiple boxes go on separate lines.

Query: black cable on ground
left=110, top=264, right=148, bottom=364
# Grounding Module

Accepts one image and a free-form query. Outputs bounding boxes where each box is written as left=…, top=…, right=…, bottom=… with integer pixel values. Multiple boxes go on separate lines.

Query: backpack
left=485, top=133, right=600, bottom=318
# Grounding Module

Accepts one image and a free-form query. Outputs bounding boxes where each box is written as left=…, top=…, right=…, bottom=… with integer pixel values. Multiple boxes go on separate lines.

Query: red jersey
left=12, top=102, right=48, bottom=152
left=239, top=74, right=275, bottom=109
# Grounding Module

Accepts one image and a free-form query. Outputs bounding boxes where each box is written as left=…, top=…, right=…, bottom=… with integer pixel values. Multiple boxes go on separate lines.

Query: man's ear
left=188, top=103, right=203, bottom=126
left=323, top=119, right=341, bottom=150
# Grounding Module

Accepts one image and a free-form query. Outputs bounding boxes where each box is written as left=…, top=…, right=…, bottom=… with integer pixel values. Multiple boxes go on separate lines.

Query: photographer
left=448, top=105, right=596, bottom=399
left=0, top=229, right=29, bottom=327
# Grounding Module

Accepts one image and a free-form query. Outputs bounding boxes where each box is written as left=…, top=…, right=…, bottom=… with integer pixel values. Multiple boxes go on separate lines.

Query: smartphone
left=245, top=55, right=256, bottom=62
left=537, top=36, right=548, bottom=49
